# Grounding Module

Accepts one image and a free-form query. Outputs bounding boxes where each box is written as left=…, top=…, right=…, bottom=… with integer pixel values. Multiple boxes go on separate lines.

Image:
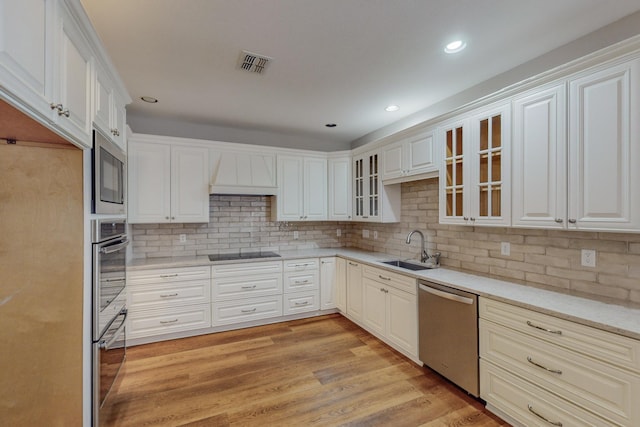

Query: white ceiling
left=81, top=0, right=640, bottom=147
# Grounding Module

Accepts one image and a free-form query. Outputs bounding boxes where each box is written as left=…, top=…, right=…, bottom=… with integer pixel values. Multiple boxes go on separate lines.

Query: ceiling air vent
left=237, top=50, right=272, bottom=74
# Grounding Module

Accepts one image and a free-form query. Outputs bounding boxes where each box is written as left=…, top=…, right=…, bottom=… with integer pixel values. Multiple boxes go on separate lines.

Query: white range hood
left=209, top=150, right=278, bottom=195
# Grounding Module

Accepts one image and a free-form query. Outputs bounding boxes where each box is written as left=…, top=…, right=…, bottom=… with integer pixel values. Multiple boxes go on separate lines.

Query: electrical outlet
left=336, top=229, right=341, bottom=237
left=362, top=229, right=370, bottom=238
left=179, top=234, right=186, bottom=243
left=293, top=231, right=299, bottom=240
left=500, top=242, right=510, bottom=256
left=373, top=231, right=378, bottom=240
left=581, top=249, right=596, bottom=267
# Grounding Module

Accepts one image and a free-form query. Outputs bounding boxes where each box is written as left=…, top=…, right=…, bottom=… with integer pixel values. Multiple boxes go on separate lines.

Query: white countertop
left=128, top=248, right=640, bottom=340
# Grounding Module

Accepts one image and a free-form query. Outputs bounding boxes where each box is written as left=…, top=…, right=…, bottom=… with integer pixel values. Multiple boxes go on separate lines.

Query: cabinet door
left=512, top=84, right=566, bottom=229
left=0, top=0, right=54, bottom=121
left=128, top=141, right=171, bottom=223
left=382, top=141, right=404, bottom=180
left=277, top=155, right=304, bottom=220
left=303, top=157, right=327, bottom=220
left=111, top=93, right=127, bottom=150
left=470, top=103, right=511, bottom=226
left=346, top=261, right=363, bottom=321
left=386, top=287, right=418, bottom=356
left=439, top=118, right=469, bottom=224
left=366, top=152, right=380, bottom=220
left=362, top=278, right=386, bottom=336
left=568, top=58, right=640, bottom=231
left=55, top=2, right=93, bottom=147
left=353, top=156, right=366, bottom=220
left=320, top=257, right=336, bottom=310
left=335, top=258, right=347, bottom=312
left=171, top=145, right=210, bottom=223
left=93, top=63, right=113, bottom=137
left=328, top=157, right=352, bottom=220
left=406, top=131, right=436, bottom=176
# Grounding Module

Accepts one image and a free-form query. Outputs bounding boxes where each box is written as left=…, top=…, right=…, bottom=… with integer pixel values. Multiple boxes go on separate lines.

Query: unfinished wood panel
left=0, top=142, right=83, bottom=425
left=102, top=315, right=508, bottom=426
left=0, top=99, right=72, bottom=146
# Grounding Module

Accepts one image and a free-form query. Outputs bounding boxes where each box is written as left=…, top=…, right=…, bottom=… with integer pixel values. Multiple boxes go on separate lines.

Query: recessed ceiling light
left=385, top=105, right=399, bottom=112
left=140, top=96, right=158, bottom=103
left=444, top=40, right=466, bottom=54
left=325, top=123, right=337, bottom=128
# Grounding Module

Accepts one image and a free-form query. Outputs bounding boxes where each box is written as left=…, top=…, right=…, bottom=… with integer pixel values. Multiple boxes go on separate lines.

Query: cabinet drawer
left=128, top=266, right=211, bottom=285
left=480, top=298, right=640, bottom=374
left=128, top=303, right=211, bottom=339
left=283, top=291, right=319, bottom=315
left=480, top=319, right=640, bottom=426
left=213, top=273, right=282, bottom=301
left=283, top=258, right=318, bottom=272
left=212, top=295, right=283, bottom=326
left=283, top=271, right=319, bottom=293
left=481, top=360, right=617, bottom=427
left=362, top=265, right=416, bottom=295
left=211, top=261, right=282, bottom=277
left=128, top=280, right=210, bottom=310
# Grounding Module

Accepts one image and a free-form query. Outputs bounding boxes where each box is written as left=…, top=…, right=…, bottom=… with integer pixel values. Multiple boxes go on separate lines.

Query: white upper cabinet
left=382, top=129, right=438, bottom=183
left=128, top=138, right=210, bottom=224
left=568, top=58, right=640, bottom=231
left=439, top=102, right=511, bottom=226
left=328, top=155, right=352, bottom=220
left=512, top=83, right=567, bottom=229
left=94, top=62, right=127, bottom=150
left=353, top=150, right=401, bottom=222
left=209, top=150, right=277, bottom=195
left=274, top=154, right=327, bottom=221
left=0, top=0, right=54, bottom=122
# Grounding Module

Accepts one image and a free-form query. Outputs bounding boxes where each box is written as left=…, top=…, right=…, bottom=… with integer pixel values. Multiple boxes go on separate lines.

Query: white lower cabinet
left=345, top=260, right=363, bottom=321
left=480, top=298, right=640, bottom=426
left=282, top=258, right=320, bottom=314
left=212, top=261, right=283, bottom=326
left=335, top=257, right=347, bottom=312
left=320, top=257, right=337, bottom=310
left=127, top=266, right=212, bottom=340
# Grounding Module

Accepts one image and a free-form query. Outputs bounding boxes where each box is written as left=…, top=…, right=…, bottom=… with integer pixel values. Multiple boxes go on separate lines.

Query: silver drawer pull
left=348, top=262, right=358, bottom=266
left=241, top=285, right=257, bottom=289
left=378, top=275, right=391, bottom=281
left=294, top=301, right=310, bottom=306
left=160, top=318, right=178, bottom=324
left=527, top=321, right=562, bottom=335
left=527, top=356, right=562, bottom=375
left=528, top=404, right=563, bottom=426
left=104, top=277, right=125, bottom=283
left=159, top=293, right=178, bottom=298
left=160, top=274, right=179, bottom=278
left=294, top=280, right=309, bottom=284
left=241, top=308, right=257, bottom=313
left=379, top=288, right=388, bottom=293
left=294, top=263, right=311, bottom=268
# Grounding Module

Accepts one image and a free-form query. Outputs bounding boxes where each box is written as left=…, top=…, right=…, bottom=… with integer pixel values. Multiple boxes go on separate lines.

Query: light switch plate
left=373, top=231, right=378, bottom=239
left=293, top=231, right=299, bottom=240
left=179, top=234, right=186, bottom=243
left=363, top=229, right=370, bottom=238
left=336, top=229, right=341, bottom=237
left=581, top=249, right=596, bottom=267
left=501, top=242, right=510, bottom=256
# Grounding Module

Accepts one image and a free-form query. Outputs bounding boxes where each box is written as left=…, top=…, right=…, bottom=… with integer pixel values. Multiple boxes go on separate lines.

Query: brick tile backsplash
left=131, top=179, right=640, bottom=304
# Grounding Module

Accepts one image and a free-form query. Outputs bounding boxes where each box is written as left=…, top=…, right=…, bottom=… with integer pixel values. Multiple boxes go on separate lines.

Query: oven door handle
left=101, top=310, right=127, bottom=350
left=100, top=239, right=130, bottom=254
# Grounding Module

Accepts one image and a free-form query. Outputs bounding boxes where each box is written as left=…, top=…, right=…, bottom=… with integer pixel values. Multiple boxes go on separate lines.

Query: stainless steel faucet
left=406, top=229, right=441, bottom=266
left=406, top=230, right=428, bottom=263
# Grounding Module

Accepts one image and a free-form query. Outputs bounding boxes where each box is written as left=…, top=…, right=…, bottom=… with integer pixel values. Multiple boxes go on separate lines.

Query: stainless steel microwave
left=92, top=130, right=126, bottom=214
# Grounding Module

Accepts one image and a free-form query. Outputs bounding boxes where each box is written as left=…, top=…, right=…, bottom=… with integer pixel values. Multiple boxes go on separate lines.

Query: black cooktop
left=208, top=251, right=281, bottom=262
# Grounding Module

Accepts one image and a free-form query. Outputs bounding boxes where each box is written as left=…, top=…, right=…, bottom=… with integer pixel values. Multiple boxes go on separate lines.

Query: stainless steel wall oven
left=92, top=219, right=129, bottom=426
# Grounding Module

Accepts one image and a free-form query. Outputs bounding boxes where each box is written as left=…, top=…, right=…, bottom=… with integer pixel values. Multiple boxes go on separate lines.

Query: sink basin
left=381, top=260, right=433, bottom=271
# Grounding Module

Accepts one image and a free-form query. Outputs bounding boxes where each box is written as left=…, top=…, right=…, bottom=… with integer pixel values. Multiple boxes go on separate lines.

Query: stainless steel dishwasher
left=418, top=280, right=479, bottom=397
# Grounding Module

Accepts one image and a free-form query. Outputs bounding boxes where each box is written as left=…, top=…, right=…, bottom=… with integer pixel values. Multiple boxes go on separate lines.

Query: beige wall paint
left=132, top=180, right=640, bottom=305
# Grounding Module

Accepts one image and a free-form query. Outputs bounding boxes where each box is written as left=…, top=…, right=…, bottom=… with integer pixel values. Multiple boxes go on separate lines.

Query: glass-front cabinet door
left=353, top=150, right=383, bottom=221
left=440, top=118, right=469, bottom=224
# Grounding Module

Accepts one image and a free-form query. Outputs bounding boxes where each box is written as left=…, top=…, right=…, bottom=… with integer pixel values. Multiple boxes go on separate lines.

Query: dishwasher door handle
left=419, top=284, right=474, bottom=305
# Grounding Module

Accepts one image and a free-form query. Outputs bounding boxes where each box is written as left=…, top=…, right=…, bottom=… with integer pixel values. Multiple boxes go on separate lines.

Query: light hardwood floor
left=102, top=314, right=509, bottom=426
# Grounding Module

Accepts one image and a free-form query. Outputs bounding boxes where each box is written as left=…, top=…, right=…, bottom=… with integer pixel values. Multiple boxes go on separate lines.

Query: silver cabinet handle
left=555, top=218, right=563, bottom=223
left=470, top=217, right=476, bottom=221
left=294, top=301, right=309, bottom=306
left=568, top=219, right=577, bottom=224
left=165, top=216, right=170, bottom=220
left=348, top=262, right=358, bottom=266
left=527, top=356, right=562, bottom=375
left=160, top=318, right=179, bottom=324
left=294, top=280, right=309, bottom=284
left=58, top=109, right=70, bottom=117
left=241, top=307, right=257, bottom=313
left=419, top=284, right=474, bottom=305
left=527, top=321, right=562, bottom=335
left=104, top=277, right=125, bottom=283
left=50, top=103, right=63, bottom=112
left=463, top=216, right=469, bottom=221
left=241, top=285, right=257, bottom=290
left=159, top=293, right=178, bottom=298
left=528, top=404, right=563, bottom=426
left=378, top=275, right=391, bottom=281
left=379, top=288, right=388, bottom=293
left=160, top=274, right=179, bottom=278
left=293, top=263, right=311, bottom=268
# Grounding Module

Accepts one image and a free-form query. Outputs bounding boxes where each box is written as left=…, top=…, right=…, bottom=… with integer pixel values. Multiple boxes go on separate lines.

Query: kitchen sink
left=380, top=260, right=433, bottom=271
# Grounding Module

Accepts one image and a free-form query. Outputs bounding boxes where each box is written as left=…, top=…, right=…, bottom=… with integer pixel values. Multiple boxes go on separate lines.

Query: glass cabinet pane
left=491, top=115, right=501, bottom=148
left=456, top=127, right=463, bottom=155
left=492, top=185, right=502, bottom=216
left=479, top=186, right=488, bottom=216
left=446, top=130, right=453, bottom=157
left=455, top=190, right=463, bottom=217
left=446, top=159, right=453, bottom=187
left=479, top=154, right=488, bottom=184
left=491, top=152, right=501, bottom=181
left=480, top=119, right=488, bottom=151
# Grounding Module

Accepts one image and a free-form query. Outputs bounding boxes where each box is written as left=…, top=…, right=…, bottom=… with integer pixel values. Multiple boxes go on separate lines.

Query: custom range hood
left=209, top=150, right=278, bottom=195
